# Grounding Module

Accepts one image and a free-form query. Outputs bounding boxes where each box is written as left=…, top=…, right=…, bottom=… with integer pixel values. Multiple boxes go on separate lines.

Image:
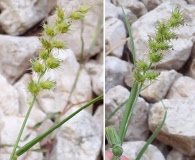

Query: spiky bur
left=133, top=7, right=184, bottom=84
left=27, top=5, right=91, bottom=96
left=10, top=5, right=91, bottom=160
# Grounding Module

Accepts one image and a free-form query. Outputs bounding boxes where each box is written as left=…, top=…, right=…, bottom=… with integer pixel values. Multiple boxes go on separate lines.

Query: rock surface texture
left=0, top=35, right=39, bottom=83
left=149, top=97, right=195, bottom=156
left=0, top=0, right=56, bottom=35
left=106, top=56, right=133, bottom=91
left=105, top=18, right=126, bottom=58
left=122, top=141, right=165, bottom=160
left=50, top=107, right=101, bottom=160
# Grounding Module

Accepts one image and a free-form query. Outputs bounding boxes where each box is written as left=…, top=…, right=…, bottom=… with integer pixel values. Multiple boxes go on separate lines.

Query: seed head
left=39, top=50, right=48, bottom=60
left=57, top=6, right=65, bottom=20
left=77, top=5, right=92, bottom=14
left=44, top=25, right=55, bottom=37
left=40, top=80, right=56, bottom=90
left=53, top=41, right=66, bottom=49
left=57, top=22, right=70, bottom=33
left=40, top=38, right=53, bottom=50
left=28, top=80, right=41, bottom=95
left=146, top=71, right=160, bottom=80
left=70, top=11, right=84, bottom=20
left=148, top=52, right=163, bottom=64
left=46, top=56, right=61, bottom=69
left=134, top=71, right=146, bottom=83
left=137, top=60, right=148, bottom=72
left=31, top=60, right=44, bottom=73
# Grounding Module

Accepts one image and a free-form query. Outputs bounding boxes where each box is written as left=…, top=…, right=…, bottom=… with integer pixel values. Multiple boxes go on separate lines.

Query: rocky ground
left=105, top=0, right=195, bottom=160
left=0, top=0, right=103, bottom=160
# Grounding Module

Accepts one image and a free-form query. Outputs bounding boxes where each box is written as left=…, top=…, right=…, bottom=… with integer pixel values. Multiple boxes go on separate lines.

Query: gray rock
left=48, top=0, right=103, bottom=59
left=50, top=107, right=101, bottom=160
left=186, top=0, right=195, bottom=5
left=0, top=74, right=19, bottom=116
left=0, top=115, right=43, bottom=160
left=85, top=60, right=103, bottom=95
left=167, top=149, right=192, bottom=160
left=167, top=76, right=195, bottom=99
left=152, top=140, right=170, bottom=158
left=105, top=85, right=149, bottom=141
left=105, top=18, right=126, bottom=58
left=0, top=35, right=39, bottom=83
left=186, top=58, right=195, bottom=79
left=122, top=141, right=165, bottom=160
left=93, top=105, right=104, bottom=138
left=117, top=7, right=138, bottom=26
left=141, top=0, right=162, bottom=11
left=105, top=1, right=118, bottom=19
left=116, top=0, right=148, bottom=17
left=149, top=97, right=195, bottom=156
left=105, top=56, right=133, bottom=91
left=0, top=0, right=56, bottom=35
left=36, top=49, right=92, bottom=114
left=128, top=1, right=195, bottom=70
left=139, top=70, right=180, bottom=102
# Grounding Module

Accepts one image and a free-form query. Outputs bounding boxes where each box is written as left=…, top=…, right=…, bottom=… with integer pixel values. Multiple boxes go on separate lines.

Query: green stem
left=118, top=82, right=140, bottom=144
left=9, top=95, right=37, bottom=160
left=80, top=20, right=84, bottom=64
left=16, top=95, right=103, bottom=157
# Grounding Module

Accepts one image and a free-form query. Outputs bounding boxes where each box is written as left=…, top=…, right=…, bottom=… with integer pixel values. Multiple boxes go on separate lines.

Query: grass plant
left=106, top=7, right=184, bottom=160
left=9, top=5, right=103, bottom=160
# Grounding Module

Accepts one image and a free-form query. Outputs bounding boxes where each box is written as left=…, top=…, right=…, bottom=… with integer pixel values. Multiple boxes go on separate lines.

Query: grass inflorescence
left=106, top=7, right=184, bottom=160
left=9, top=5, right=99, bottom=160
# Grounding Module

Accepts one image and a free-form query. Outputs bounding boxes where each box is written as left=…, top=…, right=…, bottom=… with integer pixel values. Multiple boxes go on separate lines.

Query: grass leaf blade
left=136, top=111, right=167, bottom=160
left=121, top=6, right=136, bottom=64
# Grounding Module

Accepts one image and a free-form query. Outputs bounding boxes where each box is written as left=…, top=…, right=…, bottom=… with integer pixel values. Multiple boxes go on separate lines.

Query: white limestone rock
left=48, top=0, right=103, bottom=59
left=105, top=1, right=118, bottom=19
left=50, top=107, right=101, bottom=160
left=0, top=74, right=19, bottom=116
left=93, top=105, right=104, bottom=138
left=0, top=35, right=39, bottom=83
left=0, top=115, right=43, bottom=160
left=85, top=60, right=103, bottom=95
left=139, top=70, right=180, bottom=102
left=36, top=49, right=92, bottom=114
left=105, top=85, right=149, bottom=141
left=167, top=149, right=192, bottom=160
left=105, top=18, right=126, bottom=58
left=0, top=0, right=56, bottom=35
left=128, top=1, right=195, bottom=70
left=116, top=0, right=148, bottom=17
left=105, top=56, right=133, bottom=92
left=167, top=76, right=195, bottom=99
left=149, top=97, right=195, bottom=156
left=122, top=141, right=165, bottom=160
